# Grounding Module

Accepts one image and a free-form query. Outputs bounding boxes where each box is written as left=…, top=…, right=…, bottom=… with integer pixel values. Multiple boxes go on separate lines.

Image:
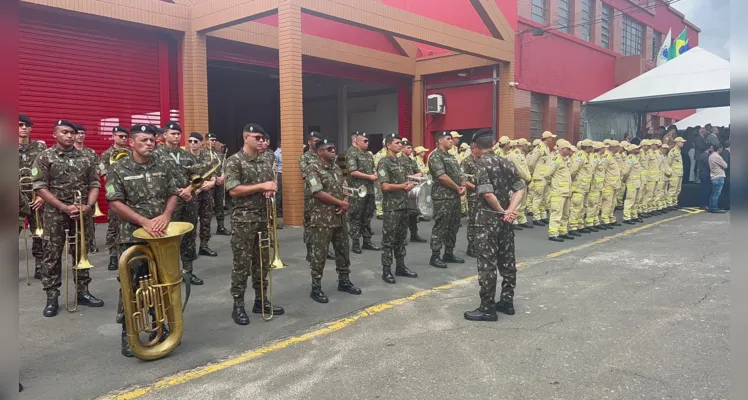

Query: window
left=652, top=30, right=662, bottom=61
left=558, top=0, right=571, bottom=33
left=621, top=15, right=644, bottom=56
left=530, top=93, right=543, bottom=139
left=532, top=0, right=548, bottom=25
left=557, top=99, right=568, bottom=139
left=580, top=0, right=593, bottom=41
left=601, top=5, right=612, bottom=49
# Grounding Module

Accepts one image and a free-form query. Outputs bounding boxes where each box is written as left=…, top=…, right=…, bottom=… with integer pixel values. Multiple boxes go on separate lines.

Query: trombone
left=257, top=194, right=285, bottom=321
left=343, top=185, right=367, bottom=198
left=64, top=190, right=96, bottom=312
left=19, top=168, right=43, bottom=238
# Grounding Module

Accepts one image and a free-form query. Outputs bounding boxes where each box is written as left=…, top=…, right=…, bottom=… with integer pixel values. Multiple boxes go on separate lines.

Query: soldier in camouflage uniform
left=153, top=121, right=204, bottom=285
left=377, top=135, right=419, bottom=284
left=106, top=124, right=180, bottom=357
left=224, top=123, right=285, bottom=325
left=300, top=132, right=336, bottom=261
left=100, top=125, right=132, bottom=270
left=373, top=140, right=387, bottom=220
left=460, top=145, right=481, bottom=258
left=18, top=113, right=47, bottom=279
left=209, top=136, right=230, bottom=235
left=400, top=139, right=427, bottom=242
left=305, top=138, right=363, bottom=303
left=344, top=132, right=380, bottom=253
left=73, top=124, right=100, bottom=253
left=186, top=132, right=219, bottom=256
left=428, top=131, right=465, bottom=269
left=465, top=129, right=525, bottom=322
left=32, top=120, right=104, bottom=317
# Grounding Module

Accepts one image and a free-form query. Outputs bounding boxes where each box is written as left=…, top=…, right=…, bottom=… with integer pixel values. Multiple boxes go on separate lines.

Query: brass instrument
left=257, top=195, right=285, bottom=321
left=93, top=202, right=105, bottom=217
left=190, top=150, right=223, bottom=194
left=64, top=191, right=96, bottom=312
left=119, top=222, right=194, bottom=361
left=343, top=185, right=367, bottom=198
left=19, top=218, right=31, bottom=286
left=19, top=168, right=43, bottom=238
left=407, top=175, right=432, bottom=185
left=110, top=148, right=130, bottom=164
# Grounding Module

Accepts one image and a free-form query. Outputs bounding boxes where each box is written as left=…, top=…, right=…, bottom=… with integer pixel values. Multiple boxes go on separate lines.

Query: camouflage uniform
left=460, top=154, right=480, bottom=254
left=378, top=154, right=410, bottom=269
left=373, top=148, right=387, bottom=217
left=305, top=158, right=352, bottom=287
left=32, top=145, right=100, bottom=298
left=474, top=151, right=524, bottom=308
left=428, top=148, right=462, bottom=256
left=153, top=145, right=200, bottom=273
left=78, top=146, right=99, bottom=251
left=213, top=149, right=227, bottom=231
left=194, top=148, right=219, bottom=248
left=299, top=148, right=318, bottom=249
left=19, top=140, right=47, bottom=267
left=100, top=145, right=132, bottom=259
left=344, top=145, right=376, bottom=246
left=402, top=154, right=421, bottom=238
left=224, top=150, right=275, bottom=306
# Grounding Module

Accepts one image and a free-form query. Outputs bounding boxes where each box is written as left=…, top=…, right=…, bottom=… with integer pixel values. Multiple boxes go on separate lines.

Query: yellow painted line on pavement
left=100, top=209, right=702, bottom=400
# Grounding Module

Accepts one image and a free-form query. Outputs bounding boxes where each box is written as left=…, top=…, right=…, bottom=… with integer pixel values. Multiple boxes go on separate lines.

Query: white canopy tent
left=585, top=47, right=730, bottom=113
left=675, top=107, right=730, bottom=128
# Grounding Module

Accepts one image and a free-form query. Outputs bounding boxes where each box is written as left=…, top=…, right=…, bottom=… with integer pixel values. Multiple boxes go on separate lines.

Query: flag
left=657, top=28, right=672, bottom=66
left=670, top=28, right=690, bottom=59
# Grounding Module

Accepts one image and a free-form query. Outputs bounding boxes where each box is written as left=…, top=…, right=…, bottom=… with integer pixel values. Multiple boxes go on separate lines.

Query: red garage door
left=19, top=9, right=179, bottom=220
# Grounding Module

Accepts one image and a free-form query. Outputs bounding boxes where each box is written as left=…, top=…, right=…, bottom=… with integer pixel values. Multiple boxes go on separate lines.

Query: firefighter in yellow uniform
left=616, top=141, right=629, bottom=208
left=509, top=138, right=533, bottom=228
left=585, top=141, right=605, bottom=230
left=415, top=146, right=429, bottom=175
left=642, top=139, right=660, bottom=216
left=545, top=139, right=574, bottom=242
left=657, top=142, right=673, bottom=212
left=666, top=137, right=686, bottom=209
left=494, top=136, right=511, bottom=157
left=525, top=139, right=541, bottom=215
left=448, top=131, right=462, bottom=157
left=621, top=142, right=642, bottom=224
left=528, top=131, right=556, bottom=225
left=567, top=139, right=593, bottom=235
left=600, top=140, right=622, bottom=227
left=637, top=140, right=651, bottom=217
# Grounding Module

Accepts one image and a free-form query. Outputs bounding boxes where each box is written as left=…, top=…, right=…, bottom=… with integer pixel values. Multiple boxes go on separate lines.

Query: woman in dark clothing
left=698, top=146, right=713, bottom=208
left=681, top=129, right=693, bottom=183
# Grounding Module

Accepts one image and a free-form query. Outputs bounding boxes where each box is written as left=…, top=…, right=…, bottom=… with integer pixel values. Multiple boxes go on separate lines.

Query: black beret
left=205, top=132, right=216, bottom=140
left=54, top=120, right=77, bottom=131
left=309, top=131, right=323, bottom=139
left=112, top=126, right=129, bottom=134
left=358, top=132, right=369, bottom=138
left=401, top=139, right=412, bottom=146
left=243, top=123, right=266, bottom=134
left=435, top=131, right=451, bottom=139
left=386, top=134, right=403, bottom=140
left=19, top=114, right=33, bottom=126
left=165, top=121, right=182, bottom=132
left=189, top=132, right=203, bottom=141
left=350, top=131, right=360, bottom=137
left=315, top=138, right=335, bottom=149
left=472, top=128, right=493, bottom=141
left=74, top=124, right=86, bottom=132
left=131, top=124, right=158, bottom=135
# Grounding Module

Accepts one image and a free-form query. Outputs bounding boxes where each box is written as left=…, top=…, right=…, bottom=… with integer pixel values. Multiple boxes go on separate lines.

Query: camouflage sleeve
left=474, top=163, right=492, bottom=195
left=31, top=152, right=49, bottom=190
left=224, top=156, right=242, bottom=192
left=105, top=165, right=125, bottom=202
left=428, top=152, right=446, bottom=178
left=165, top=166, right=179, bottom=198
left=377, top=160, right=391, bottom=184
left=305, top=163, right=324, bottom=194
left=345, top=148, right=359, bottom=172
left=87, top=158, right=101, bottom=189
left=506, top=161, right=526, bottom=192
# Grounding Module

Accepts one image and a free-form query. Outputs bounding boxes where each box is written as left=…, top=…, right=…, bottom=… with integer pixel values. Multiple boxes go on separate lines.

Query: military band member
left=377, top=135, right=418, bottom=284
left=187, top=132, right=219, bottom=257
left=428, top=131, right=465, bottom=269
left=621, top=143, right=643, bottom=224
left=19, top=113, right=47, bottom=279
left=32, top=120, right=104, bottom=317
left=305, top=138, right=362, bottom=302
left=460, top=142, right=481, bottom=258
left=100, top=125, right=132, bottom=270
left=465, top=129, right=524, bottom=322
left=373, top=139, right=388, bottom=220
left=225, top=123, right=285, bottom=325
left=400, top=139, right=427, bottom=243
left=545, top=139, right=574, bottom=242
left=106, top=124, right=179, bottom=357
left=209, top=135, right=230, bottom=235
left=300, top=131, right=328, bottom=261
left=73, top=124, right=100, bottom=253
left=153, top=121, right=204, bottom=285
left=345, top=132, right=380, bottom=254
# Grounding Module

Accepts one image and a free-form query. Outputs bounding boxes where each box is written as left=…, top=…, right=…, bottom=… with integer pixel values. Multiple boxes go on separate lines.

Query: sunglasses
left=115, top=134, right=128, bottom=139
left=19, top=122, right=31, bottom=128
left=360, top=139, right=369, bottom=143
left=188, top=139, right=200, bottom=144
left=209, top=138, right=216, bottom=142
left=249, top=135, right=268, bottom=142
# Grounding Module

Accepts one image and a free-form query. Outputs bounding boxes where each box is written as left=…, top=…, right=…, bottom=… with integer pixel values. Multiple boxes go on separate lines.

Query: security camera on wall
left=426, top=93, right=445, bottom=115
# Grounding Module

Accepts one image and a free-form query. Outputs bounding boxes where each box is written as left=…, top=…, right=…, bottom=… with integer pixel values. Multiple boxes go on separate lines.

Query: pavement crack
left=609, top=367, right=667, bottom=386
left=650, top=271, right=668, bottom=285
left=693, top=279, right=728, bottom=305
left=535, top=318, right=563, bottom=331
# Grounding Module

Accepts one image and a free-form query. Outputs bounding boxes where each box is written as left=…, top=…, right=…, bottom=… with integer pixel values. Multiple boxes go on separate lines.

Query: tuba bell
left=119, top=222, right=194, bottom=361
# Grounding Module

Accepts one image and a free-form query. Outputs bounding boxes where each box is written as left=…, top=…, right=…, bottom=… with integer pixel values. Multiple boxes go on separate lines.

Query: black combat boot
left=189, top=273, right=204, bottom=285
left=382, top=268, right=396, bottom=284
left=253, top=297, right=285, bottom=315
left=514, top=224, right=523, bottom=231
left=43, top=295, right=59, bottom=317
left=108, top=255, right=118, bottom=271
left=430, top=254, right=447, bottom=268
left=495, top=300, right=515, bottom=315
left=410, top=234, right=427, bottom=243
left=532, top=220, right=545, bottom=227
left=121, top=329, right=133, bottom=357
left=338, top=277, right=362, bottom=295
left=623, top=219, right=636, bottom=225
left=77, top=289, right=104, bottom=307
left=216, top=225, right=231, bottom=235
left=567, top=230, right=582, bottom=237
left=395, top=265, right=418, bottom=278
left=579, top=227, right=592, bottom=233
left=612, top=222, right=622, bottom=226
left=199, top=246, right=217, bottom=257
left=442, top=251, right=465, bottom=263
left=465, top=244, right=477, bottom=258
left=520, top=222, right=533, bottom=229
left=464, top=303, right=498, bottom=322
left=588, top=226, right=599, bottom=232
left=310, top=286, right=329, bottom=303
left=560, top=234, right=575, bottom=240
left=232, top=302, right=250, bottom=325
left=351, top=241, right=362, bottom=254
left=362, top=241, right=381, bottom=251
left=548, top=236, right=564, bottom=242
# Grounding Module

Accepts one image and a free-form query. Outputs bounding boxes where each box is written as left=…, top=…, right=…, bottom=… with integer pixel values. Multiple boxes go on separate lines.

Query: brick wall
left=514, top=88, right=531, bottom=140
left=498, top=61, right=515, bottom=139
left=182, top=29, right=209, bottom=133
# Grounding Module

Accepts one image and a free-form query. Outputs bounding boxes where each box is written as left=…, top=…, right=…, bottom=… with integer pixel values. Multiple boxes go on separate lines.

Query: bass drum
left=407, top=182, right=433, bottom=218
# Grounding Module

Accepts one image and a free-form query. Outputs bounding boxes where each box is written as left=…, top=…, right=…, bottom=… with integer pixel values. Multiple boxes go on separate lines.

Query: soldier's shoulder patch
left=627, top=159, right=633, bottom=164
left=31, top=167, right=38, bottom=176
left=309, top=177, right=318, bottom=186
left=99, top=162, right=105, bottom=170
left=378, top=168, right=386, bottom=177
left=550, top=161, right=557, bottom=167
left=105, top=184, right=115, bottom=194
left=576, top=157, right=582, bottom=163
left=593, top=159, right=599, bottom=164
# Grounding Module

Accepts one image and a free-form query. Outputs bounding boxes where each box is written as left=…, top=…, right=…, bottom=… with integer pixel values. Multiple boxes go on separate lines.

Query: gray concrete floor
left=18, top=209, right=729, bottom=400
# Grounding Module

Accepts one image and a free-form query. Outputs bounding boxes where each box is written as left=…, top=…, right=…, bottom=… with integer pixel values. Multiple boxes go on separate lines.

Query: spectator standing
left=708, top=144, right=727, bottom=213
left=698, top=145, right=713, bottom=208
left=718, top=141, right=730, bottom=210
left=693, top=127, right=709, bottom=182
left=706, top=128, right=721, bottom=148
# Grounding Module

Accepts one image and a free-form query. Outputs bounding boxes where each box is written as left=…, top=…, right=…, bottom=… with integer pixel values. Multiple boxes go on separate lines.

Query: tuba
left=119, top=222, right=194, bottom=361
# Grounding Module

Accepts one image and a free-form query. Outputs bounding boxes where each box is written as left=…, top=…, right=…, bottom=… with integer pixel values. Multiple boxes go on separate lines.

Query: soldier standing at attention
left=33, top=120, right=104, bottom=317
left=656, top=141, right=672, bottom=213
left=100, top=126, right=132, bottom=270
left=106, top=124, right=179, bottom=357
left=224, top=123, right=285, bottom=325
left=187, top=132, right=218, bottom=257
left=73, top=124, right=100, bottom=253
left=508, top=138, right=533, bottom=229
left=464, top=128, right=525, bottom=322
left=377, top=135, right=418, bottom=284
left=300, top=131, right=323, bottom=261
left=373, top=138, right=388, bottom=220
left=585, top=141, right=605, bottom=230
left=345, top=132, right=380, bottom=254
left=494, top=136, right=511, bottom=157
left=153, top=121, right=204, bottom=285
left=400, top=139, right=427, bottom=243
left=567, top=139, right=593, bottom=236
left=528, top=131, right=556, bottom=225
left=642, top=139, right=659, bottom=216
left=545, top=139, right=574, bottom=242
left=305, top=138, right=362, bottom=303
left=209, top=135, right=230, bottom=235
left=666, top=137, right=686, bottom=209
left=600, top=140, right=622, bottom=227
left=428, top=131, right=465, bottom=268
left=19, top=113, right=47, bottom=279
left=621, top=143, right=643, bottom=224
left=460, top=141, right=482, bottom=258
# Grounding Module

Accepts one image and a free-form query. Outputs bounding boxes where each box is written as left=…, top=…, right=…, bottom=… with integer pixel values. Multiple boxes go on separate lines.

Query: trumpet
left=343, top=185, right=367, bottom=198
left=64, top=191, right=96, bottom=312
left=407, top=175, right=432, bottom=185
left=257, top=195, right=285, bottom=321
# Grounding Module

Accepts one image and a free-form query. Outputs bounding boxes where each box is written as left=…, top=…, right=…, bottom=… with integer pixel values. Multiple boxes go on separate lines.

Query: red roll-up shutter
left=19, top=10, right=166, bottom=221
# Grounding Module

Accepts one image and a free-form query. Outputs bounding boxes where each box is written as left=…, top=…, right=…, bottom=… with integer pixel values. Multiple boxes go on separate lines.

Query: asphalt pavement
left=17, top=208, right=728, bottom=400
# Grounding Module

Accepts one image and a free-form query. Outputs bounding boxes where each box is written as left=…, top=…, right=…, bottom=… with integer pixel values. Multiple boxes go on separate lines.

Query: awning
left=674, top=107, right=730, bottom=128
left=585, top=47, right=730, bottom=113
